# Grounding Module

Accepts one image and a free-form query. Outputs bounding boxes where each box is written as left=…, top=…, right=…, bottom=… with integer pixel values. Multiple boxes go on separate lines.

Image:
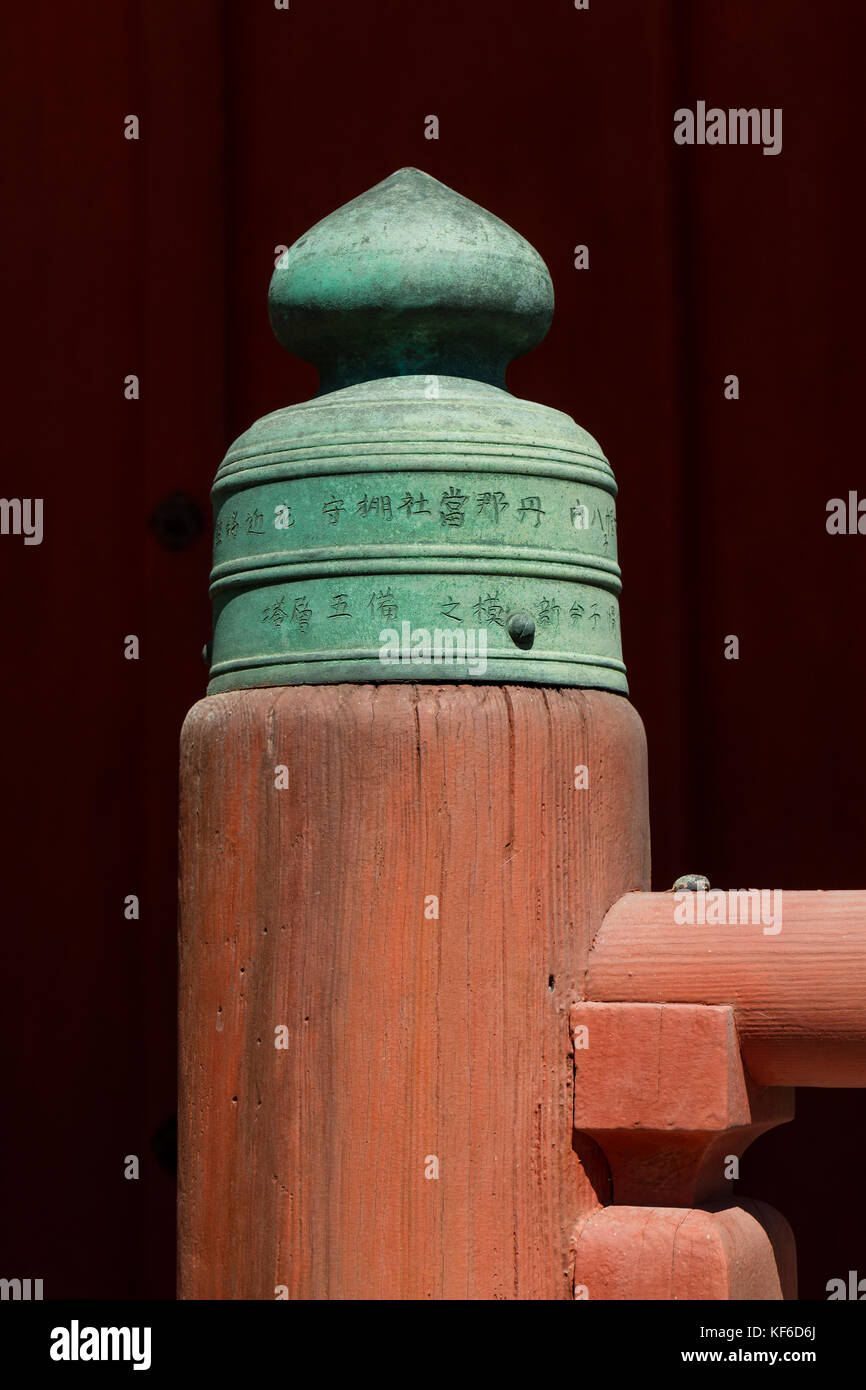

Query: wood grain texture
left=588, top=891, right=866, bottom=1086
left=570, top=1003, right=794, bottom=1207
left=178, top=683, right=650, bottom=1299
left=572, top=1200, right=797, bottom=1301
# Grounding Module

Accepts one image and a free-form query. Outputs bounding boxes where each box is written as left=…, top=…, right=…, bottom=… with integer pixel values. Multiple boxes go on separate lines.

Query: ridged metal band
left=210, top=548, right=623, bottom=593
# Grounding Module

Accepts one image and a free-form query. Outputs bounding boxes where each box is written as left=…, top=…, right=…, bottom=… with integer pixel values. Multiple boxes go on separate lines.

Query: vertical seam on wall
left=221, top=0, right=236, bottom=449
left=671, top=0, right=704, bottom=873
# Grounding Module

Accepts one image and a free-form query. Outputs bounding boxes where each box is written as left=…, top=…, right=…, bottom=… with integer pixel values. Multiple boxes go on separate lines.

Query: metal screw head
left=507, top=612, right=536, bottom=649
left=672, top=874, right=711, bottom=892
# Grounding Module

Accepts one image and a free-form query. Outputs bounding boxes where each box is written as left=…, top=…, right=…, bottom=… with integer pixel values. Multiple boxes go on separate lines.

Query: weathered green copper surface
left=207, top=168, right=626, bottom=693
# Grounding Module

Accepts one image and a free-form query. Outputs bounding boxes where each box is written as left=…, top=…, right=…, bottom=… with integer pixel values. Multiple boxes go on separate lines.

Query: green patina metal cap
left=207, top=167, right=626, bottom=693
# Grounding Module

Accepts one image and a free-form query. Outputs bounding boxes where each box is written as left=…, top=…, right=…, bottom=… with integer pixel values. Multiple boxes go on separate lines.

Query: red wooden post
left=179, top=686, right=649, bottom=1298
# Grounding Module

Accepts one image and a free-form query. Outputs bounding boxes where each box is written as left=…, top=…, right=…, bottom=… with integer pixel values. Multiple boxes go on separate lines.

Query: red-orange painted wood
left=588, top=890, right=866, bottom=1087
left=572, top=1201, right=797, bottom=1301
left=178, top=683, right=650, bottom=1299
left=570, top=1002, right=793, bottom=1207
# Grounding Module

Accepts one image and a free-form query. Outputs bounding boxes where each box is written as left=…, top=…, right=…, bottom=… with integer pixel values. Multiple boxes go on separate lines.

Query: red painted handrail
left=587, top=890, right=866, bottom=1086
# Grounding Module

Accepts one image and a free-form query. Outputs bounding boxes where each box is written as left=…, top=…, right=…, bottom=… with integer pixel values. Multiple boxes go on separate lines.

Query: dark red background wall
left=1, top=0, right=863, bottom=1298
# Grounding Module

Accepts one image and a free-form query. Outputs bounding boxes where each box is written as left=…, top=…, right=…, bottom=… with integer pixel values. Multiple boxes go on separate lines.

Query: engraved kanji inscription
left=440, top=486, right=468, bottom=527
left=537, top=596, right=561, bottom=628
left=398, top=491, right=432, bottom=516
left=476, top=490, right=508, bottom=522
left=369, top=587, right=398, bottom=620
left=357, top=494, right=393, bottom=520
left=262, top=596, right=288, bottom=628
left=472, top=592, right=505, bottom=626
left=328, top=593, right=351, bottom=619
left=291, top=597, right=313, bottom=632
left=517, top=496, right=545, bottom=527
